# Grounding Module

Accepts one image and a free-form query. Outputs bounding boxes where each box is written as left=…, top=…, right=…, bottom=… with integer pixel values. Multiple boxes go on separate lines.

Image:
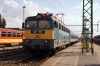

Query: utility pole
left=23, top=6, right=25, bottom=23
left=82, top=0, right=94, bottom=55
left=22, top=6, right=25, bottom=29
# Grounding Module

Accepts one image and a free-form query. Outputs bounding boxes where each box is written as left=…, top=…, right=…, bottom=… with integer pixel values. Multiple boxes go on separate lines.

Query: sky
left=0, top=0, right=100, bottom=37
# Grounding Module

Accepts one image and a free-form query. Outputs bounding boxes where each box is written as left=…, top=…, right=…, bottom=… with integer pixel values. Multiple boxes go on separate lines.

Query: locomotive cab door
left=54, top=21, right=59, bottom=44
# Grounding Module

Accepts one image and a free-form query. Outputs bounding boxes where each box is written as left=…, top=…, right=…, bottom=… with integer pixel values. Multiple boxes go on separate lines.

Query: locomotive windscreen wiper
left=44, top=23, right=50, bottom=28
left=31, top=23, right=36, bottom=28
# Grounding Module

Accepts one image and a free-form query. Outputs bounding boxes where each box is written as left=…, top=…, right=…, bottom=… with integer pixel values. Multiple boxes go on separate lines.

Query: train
left=0, top=28, right=24, bottom=46
left=93, top=35, right=100, bottom=45
left=22, top=12, right=79, bottom=56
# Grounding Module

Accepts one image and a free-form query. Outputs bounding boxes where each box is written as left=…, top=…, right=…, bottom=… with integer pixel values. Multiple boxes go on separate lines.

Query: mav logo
left=35, top=34, right=41, bottom=38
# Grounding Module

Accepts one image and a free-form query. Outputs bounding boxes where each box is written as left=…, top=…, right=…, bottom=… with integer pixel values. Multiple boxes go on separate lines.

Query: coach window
left=61, top=25, right=63, bottom=31
left=1, top=32, right=6, bottom=37
left=64, top=27, right=65, bottom=32
left=12, top=32, right=16, bottom=37
left=63, top=26, right=64, bottom=31
left=54, top=21, right=58, bottom=28
left=65, top=28, right=67, bottom=32
left=8, top=32, right=11, bottom=37
left=68, top=29, right=70, bottom=33
left=66, top=28, right=68, bottom=33
left=62, top=25, right=64, bottom=31
left=21, top=34, right=23, bottom=37
left=17, top=33, right=20, bottom=37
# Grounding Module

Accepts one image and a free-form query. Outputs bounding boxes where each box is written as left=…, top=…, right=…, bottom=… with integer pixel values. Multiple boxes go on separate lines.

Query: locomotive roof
left=26, top=15, right=71, bottom=32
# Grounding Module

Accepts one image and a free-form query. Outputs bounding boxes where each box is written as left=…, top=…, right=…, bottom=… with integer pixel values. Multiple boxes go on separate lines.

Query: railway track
left=0, top=53, right=50, bottom=66
left=0, top=49, right=24, bottom=60
left=0, top=46, right=49, bottom=66
left=0, top=42, right=79, bottom=66
left=0, top=48, right=33, bottom=66
left=0, top=48, right=22, bottom=53
left=0, top=45, right=22, bottom=51
left=4, top=55, right=50, bottom=66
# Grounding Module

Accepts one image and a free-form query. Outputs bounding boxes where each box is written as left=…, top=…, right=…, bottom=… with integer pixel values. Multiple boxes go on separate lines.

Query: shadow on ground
left=78, top=64, right=100, bottom=66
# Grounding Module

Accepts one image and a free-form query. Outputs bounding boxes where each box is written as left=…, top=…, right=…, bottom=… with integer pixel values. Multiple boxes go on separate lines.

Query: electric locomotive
left=22, top=12, right=78, bottom=56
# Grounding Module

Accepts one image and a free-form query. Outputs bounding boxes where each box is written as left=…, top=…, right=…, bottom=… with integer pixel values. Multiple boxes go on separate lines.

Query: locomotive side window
left=1, top=32, right=6, bottom=37
left=12, top=32, right=16, bottom=37
left=8, top=32, right=11, bottom=37
left=59, top=24, right=61, bottom=30
left=17, top=33, right=20, bottom=37
left=54, top=21, right=58, bottom=28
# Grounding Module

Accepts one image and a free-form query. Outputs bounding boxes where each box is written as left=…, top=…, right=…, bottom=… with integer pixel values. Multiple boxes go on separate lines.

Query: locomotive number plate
left=31, top=30, right=45, bottom=34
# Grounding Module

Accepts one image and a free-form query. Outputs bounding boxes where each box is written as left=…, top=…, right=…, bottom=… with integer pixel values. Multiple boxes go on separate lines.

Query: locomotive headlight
left=26, top=40, right=29, bottom=42
left=44, top=40, right=48, bottom=43
left=26, top=40, right=32, bottom=43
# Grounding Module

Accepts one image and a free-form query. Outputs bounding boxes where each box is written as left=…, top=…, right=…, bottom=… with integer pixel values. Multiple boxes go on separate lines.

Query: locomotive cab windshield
left=24, top=12, right=53, bottom=30
left=26, top=20, right=51, bottom=29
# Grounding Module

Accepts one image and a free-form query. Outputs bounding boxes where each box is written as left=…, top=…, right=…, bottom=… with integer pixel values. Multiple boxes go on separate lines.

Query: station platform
left=41, top=42, right=100, bottom=66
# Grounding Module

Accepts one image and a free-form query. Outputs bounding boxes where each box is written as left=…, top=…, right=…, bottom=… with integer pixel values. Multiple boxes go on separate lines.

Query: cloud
left=23, top=0, right=39, bottom=17
left=0, top=0, right=100, bottom=36
left=44, top=7, right=50, bottom=11
left=4, top=17, right=22, bottom=28
left=0, top=0, right=51, bottom=28
left=72, top=1, right=100, bottom=11
left=0, top=0, right=40, bottom=28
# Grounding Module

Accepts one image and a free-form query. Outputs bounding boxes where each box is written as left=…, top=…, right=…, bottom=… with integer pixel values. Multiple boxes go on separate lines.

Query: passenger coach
left=0, top=28, right=24, bottom=46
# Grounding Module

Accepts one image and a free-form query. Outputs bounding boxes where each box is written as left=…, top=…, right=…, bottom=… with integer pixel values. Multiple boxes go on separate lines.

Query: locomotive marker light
left=44, top=40, right=48, bottom=43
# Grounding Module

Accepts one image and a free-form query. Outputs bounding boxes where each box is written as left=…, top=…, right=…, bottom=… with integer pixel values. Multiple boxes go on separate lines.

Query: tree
left=2, top=18, right=6, bottom=28
left=0, top=13, right=7, bottom=28
left=0, top=14, right=1, bottom=27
